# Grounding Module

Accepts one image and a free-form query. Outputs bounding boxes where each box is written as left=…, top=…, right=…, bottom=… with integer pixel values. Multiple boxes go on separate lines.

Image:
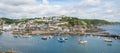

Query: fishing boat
left=104, top=39, right=112, bottom=42
left=78, top=39, right=88, bottom=44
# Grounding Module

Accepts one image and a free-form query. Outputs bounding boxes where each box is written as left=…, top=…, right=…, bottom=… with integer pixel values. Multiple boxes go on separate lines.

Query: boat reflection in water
left=107, top=43, right=112, bottom=46
left=13, top=34, right=32, bottom=38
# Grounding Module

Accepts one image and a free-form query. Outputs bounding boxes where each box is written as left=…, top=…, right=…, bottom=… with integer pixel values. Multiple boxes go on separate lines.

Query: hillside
left=0, top=18, right=31, bottom=24
left=81, top=19, right=112, bottom=26
left=60, top=16, right=113, bottom=28
left=0, top=16, right=114, bottom=28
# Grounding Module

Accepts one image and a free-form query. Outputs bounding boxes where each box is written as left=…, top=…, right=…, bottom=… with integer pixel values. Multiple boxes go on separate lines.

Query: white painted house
left=63, top=28, right=70, bottom=32
left=56, top=22, right=68, bottom=25
left=2, top=25, right=12, bottom=30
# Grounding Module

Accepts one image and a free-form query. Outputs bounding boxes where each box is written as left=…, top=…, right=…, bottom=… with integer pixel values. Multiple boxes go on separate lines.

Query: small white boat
left=97, top=36, right=101, bottom=39
left=48, top=36, right=53, bottom=39
left=22, top=35, right=32, bottom=38
left=115, top=37, right=118, bottom=40
left=104, top=39, right=112, bottom=42
left=90, top=34, right=93, bottom=37
left=64, top=37, right=68, bottom=40
left=20, top=34, right=32, bottom=38
left=58, top=37, right=65, bottom=40
left=78, top=39, right=88, bottom=44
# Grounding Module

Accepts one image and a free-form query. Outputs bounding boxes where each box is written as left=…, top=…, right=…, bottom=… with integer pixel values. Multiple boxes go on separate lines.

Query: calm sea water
left=98, top=25, right=120, bottom=35
left=0, top=25, right=120, bottom=53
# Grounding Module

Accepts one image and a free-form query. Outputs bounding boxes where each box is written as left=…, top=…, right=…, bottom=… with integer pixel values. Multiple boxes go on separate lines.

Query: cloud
left=42, top=0, right=49, bottom=4
left=81, top=0, right=102, bottom=7
left=0, top=0, right=119, bottom=22
left=0, top=0, right=37, bottom=6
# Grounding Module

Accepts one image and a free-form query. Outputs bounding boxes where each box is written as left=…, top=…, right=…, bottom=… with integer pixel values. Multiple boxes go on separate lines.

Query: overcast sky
left=0, top=0, right=120, bottom=22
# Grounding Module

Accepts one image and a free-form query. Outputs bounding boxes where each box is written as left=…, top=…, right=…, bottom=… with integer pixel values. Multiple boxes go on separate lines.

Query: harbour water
left=0, top=25, right=120, bottom=53
left=98, top=25, right=120, bottom=35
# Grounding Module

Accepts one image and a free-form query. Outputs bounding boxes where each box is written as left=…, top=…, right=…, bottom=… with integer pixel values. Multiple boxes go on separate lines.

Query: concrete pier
left=85, top=33, right=120, bottom=38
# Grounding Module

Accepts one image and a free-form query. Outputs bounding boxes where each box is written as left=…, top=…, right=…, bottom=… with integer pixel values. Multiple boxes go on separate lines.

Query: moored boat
left=104, top=39, right=112, bottom=42
left=64, top=37, right=69, bottom=40
left=41, top=36, right=49, bottom=40
left=41, top=35, right=53, bottom=40
left=58, top=37, right=66, bottom=43
left=22, top=35, right=32, bottom=38
left=13, top=35, right=19, bottom=38
left=19, top=34, right=32, bottom=38
left=78, top=39, right=88, bottom=44
left=48, top=35, right=53, bottom=39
